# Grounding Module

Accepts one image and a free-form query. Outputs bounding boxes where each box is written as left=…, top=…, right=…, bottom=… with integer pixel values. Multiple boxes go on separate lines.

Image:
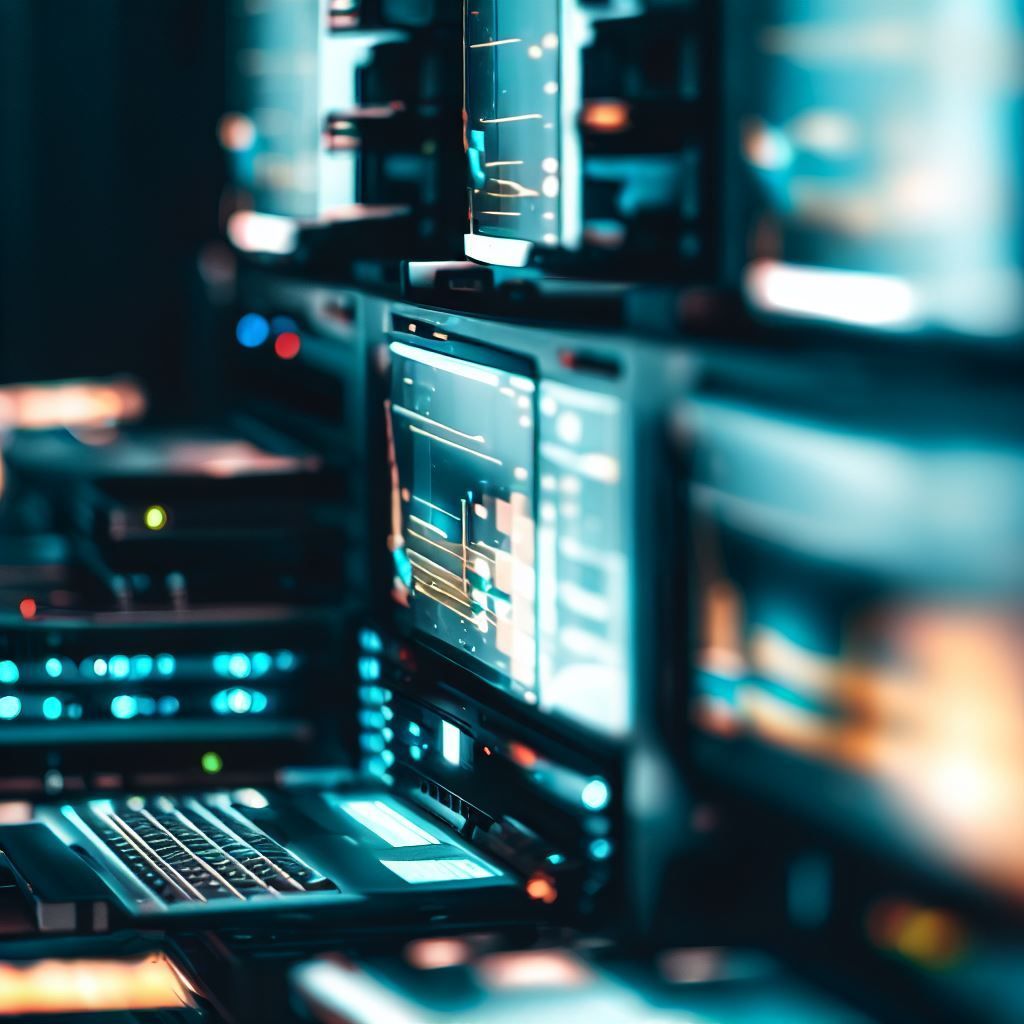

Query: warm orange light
left=581, top=99, right=631, bottom=134
left=0, top=954, right=195, bottom=1014
left=525, top=873, right=558, bottom=904
left=507, top=742, right=538, bottom=769
left=18, top=598, right=36, bottom=620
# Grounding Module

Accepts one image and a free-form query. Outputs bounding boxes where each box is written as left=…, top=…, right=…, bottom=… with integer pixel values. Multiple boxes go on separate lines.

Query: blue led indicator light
left=358, top=657, right=381, bottom=681
left=227, top=653, right=251, bottom=680
left=44, top=657, right=63, bottom=679
left=156, top=654, right=176, bottom=676
left=251, top=651, right=273, bottom=676
left=250, top=691, right=268, bottom=713
left=408, top=721, right=421, bottom=737
left=42, top=696, right=63, bottom=720
left=91, top=658, right=108, bottom=678
left=110, top=695, right=138, bottom=720
left=131, top=655, right=153, bottom=678
left=108, top=655, right=130, bottom=680
left=275, top=650, right=296, bottom=672
left=409, top=745, right=422, bottom=761
left=0, top=661, right=19, bottom=684
left=236, top=313, right=270, bottom=348
left=0, top=695, right=21, bottom=719
left=589, top=838, right=612, bottom=860
left=158, top=696, right=180, bottom=716
left=357, top=628, right=383, bottom=653
left=226, top=687, right=253, bottom=714
left=581, top=777, right=611, bottom=812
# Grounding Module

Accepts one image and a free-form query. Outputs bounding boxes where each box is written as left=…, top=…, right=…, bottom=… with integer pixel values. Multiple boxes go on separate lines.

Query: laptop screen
left=386, top=340, right=538, bottom=703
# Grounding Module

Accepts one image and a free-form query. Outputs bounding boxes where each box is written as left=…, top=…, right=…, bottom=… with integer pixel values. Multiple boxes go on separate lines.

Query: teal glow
left=41, top=696, right=62, bottom=720
left=91, top=658, right=108, bottom=678
left=131, top=655, right=153, bottom=678
left=44, top=657, right=63, bottom=679
left=274, top=650, right=296, bottom=671
left=589, top=838, right=612, bottom=860
left=358, top=657, right=381, bottom=681
left=110, top=695, right=138, bottom=720
left=227, top=687, right=253, bottom=713
left=408, top=721, right=421, bottom=737
left=547, top=853, right=565, bottom=865
left=228, top=653, right=251, bottom=679
left=410, top=744, right=422, bottom=761
left=250, top=691, right=268, bottom=713
left=581, top=777, right=611, bottom=812
left=156, top=654, right=176, bottom=676
left=358, top=628, right=383, bottom=653
left=158, top=696, right=180, bottom=716
left=213, top=653, right=232, bottom=676
left=251, top=651, right=272, bottom=676
left=381, top=749, right=396, bottom=767
left=0, top=695, right=21, bottom=719
left=108, top=655, right=130, bottom=680
left=0, top=661, right=19, bottom=684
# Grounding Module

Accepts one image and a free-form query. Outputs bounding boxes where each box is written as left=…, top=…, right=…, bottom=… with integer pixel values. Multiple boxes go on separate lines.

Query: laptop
left=0, top=304, right=635, bottom=935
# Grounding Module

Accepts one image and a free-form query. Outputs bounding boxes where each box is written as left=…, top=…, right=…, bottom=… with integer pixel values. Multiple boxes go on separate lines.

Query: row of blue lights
left=110, top=694, right=180, bottom=720
left=0, top=695, right=84, bottom=721
left=0, top=651, right=297, bottom=684
left=29, top=654, right=178, bottom=681
left=211, top=687, right=269, bottom=715
left=213, top=651, right=295, bottom=680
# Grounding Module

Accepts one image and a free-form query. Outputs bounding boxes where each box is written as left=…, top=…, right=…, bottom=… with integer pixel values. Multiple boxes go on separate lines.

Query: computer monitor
left=386, top=338, right=538, bottom=701
left=384, top=314, right=634, bottom=739
left=725, top=1, right=1024, bottom=339
left=463, top=1, right=709, bottom=277
left=463, top=0, right=576, bottom=268
left=685, top=380, right=1024, bottom=907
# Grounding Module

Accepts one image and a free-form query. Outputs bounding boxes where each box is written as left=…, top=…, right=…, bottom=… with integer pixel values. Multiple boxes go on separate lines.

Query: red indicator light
left=508, top=741, right=538, bottom=768
left=19, top=598, right=36, bottom=620
left=274, top=332, right=301, bottom=360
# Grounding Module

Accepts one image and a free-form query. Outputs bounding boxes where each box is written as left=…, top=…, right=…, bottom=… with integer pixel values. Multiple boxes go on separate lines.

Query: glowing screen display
left=386, top=341, right=538, bottom=700
left=465, top=0, right=563, bottom=248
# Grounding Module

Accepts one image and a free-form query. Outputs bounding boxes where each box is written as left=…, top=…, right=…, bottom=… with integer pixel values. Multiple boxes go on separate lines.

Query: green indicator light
left=201, top=751, right=223, bottom=774
left=144, top=505, right=168, bottom=531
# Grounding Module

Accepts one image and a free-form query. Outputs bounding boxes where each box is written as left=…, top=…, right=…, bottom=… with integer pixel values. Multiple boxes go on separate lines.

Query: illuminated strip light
left=486, top=178, right=540, bottom=198
left=226, top=211, right=300, bottom=256
left=379, top=858, right=498, bottom=884
left=392, top=404, right=485, bottom=443
left=409, top=425, right=504, bottom=465
left=484, top=160, right=524, bottom=168
left=744, top=260, right=918, bottom=329
left=469, top=37, right=522, bottom=48
left=480, top=210, right=522, bottom=216
left=479, top=114, right=543, bottom=124
left=390, top=342, right=501, bottom=387
left=341, top=799, right=441, bottom=848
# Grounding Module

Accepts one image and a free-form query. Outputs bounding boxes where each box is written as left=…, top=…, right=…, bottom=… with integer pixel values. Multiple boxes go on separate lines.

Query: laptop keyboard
left=79, top=794, right=337, bottom=904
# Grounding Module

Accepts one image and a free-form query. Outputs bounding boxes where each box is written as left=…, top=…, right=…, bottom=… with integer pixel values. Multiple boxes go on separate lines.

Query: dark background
left=0, top=0, right=228, bottom=415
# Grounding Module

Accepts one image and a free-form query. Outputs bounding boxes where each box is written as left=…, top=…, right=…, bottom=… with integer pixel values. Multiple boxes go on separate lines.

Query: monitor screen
left=386, top=329, right=631, bottom=738
left=687, top=396, right=1024, bottom=902
left=464, top=0, right=567, bottom=260
left=386, top=340, right=538, bottom=701
left=728, top=0, right=1024, bottom=338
